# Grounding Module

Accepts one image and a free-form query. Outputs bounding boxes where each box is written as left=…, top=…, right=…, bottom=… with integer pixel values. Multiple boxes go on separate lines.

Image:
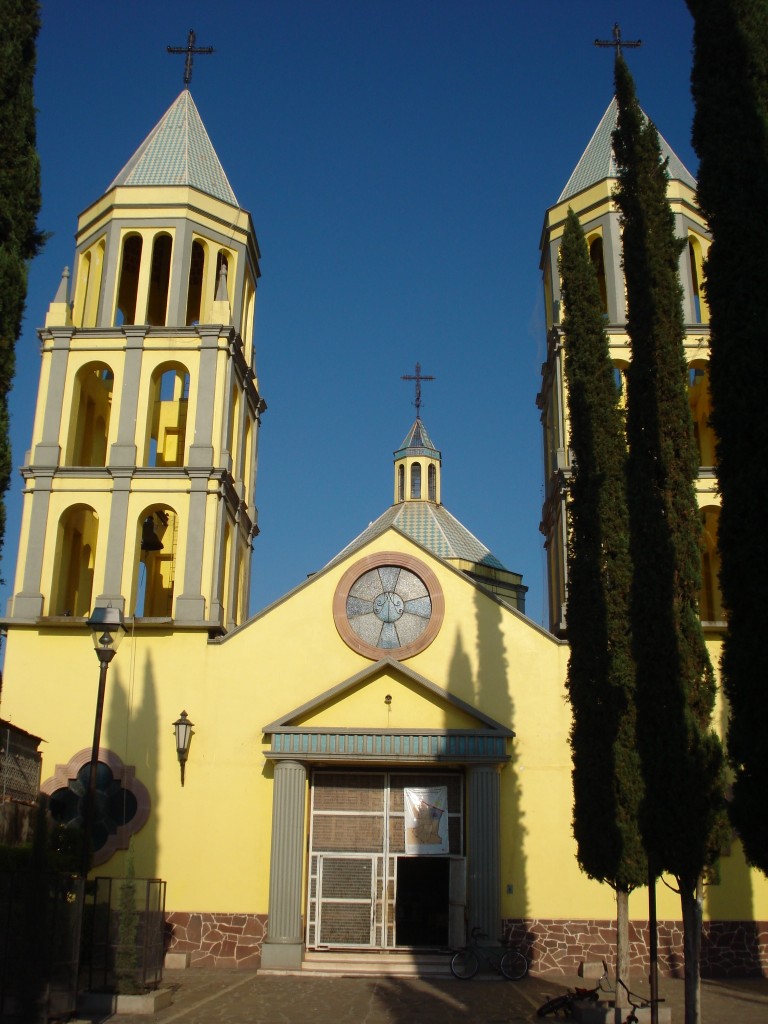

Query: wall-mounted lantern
left=173, top=711, right=194, bottom=786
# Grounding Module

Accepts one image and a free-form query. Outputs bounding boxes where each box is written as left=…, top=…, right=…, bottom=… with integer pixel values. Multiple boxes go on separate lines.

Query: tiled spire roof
left=395, top=419, right=439, bottom=458
left=558, top=97, right=697, bottom=203
left=327, top=501, right=509, bottom=572
left=109, top=91, right=238, bottom=205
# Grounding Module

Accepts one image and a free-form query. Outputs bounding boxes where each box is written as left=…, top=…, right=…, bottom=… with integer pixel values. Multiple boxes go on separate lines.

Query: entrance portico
left=259, top=659, right=512, bottom=971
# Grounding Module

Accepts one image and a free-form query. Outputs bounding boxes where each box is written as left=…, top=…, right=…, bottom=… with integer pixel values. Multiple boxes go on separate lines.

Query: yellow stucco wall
left=3, top=527, right=764, bottom=928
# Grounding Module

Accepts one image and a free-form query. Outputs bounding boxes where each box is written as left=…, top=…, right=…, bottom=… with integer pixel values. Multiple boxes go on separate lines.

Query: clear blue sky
left=3, top=1, right=699, bottom=628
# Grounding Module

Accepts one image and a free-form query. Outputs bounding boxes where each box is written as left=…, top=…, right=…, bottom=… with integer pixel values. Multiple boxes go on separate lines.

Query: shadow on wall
left=105, top=647, right=159, bottom=880
left=699, top=675, right=763, bottom=976
left=472, top=592, right=531, bottom=953
left=704, top=838, right=762, bottom=976
left=444, top=591, right=530, bottom=953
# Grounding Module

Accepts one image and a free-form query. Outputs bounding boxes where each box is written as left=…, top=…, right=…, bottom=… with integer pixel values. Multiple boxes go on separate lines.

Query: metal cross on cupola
left=594, top=23, right=642, bottom=58
left=401, top=362, right=436, bottom=420
left=167, top=29, right=214, bottom=87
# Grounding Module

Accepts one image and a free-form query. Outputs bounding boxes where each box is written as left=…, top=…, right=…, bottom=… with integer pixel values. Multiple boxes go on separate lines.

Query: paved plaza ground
left=82, top=967, right=768, bottom=1024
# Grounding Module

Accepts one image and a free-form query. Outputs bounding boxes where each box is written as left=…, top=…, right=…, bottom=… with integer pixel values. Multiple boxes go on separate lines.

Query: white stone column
left=467, top=764, right=501, bottom=942
left=109, top=327, right=146, bottom=467
left=34, top=330, right=71, bottom=467
left=261, top=760, right=307, bottom=970
left=94, top=470, right=132, bottom=613
left=10, top=472, right=53, bottom=618
left=174, top=471, right=210, bottom=622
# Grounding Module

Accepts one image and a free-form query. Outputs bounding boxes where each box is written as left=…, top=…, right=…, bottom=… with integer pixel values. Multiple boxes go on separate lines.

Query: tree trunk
left=681, top=881, right=703, bottom=1024
left=615, top=888, right=629, bottom=1009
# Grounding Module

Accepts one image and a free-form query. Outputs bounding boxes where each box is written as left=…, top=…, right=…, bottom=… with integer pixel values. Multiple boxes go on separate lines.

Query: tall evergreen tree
left=0, top=0, right=44, bottom=569
left=560, top=209, right=646, bottom=1001
left=612, top=55, right=727, bottom=1024
left=686, top=0, right=768, bottom=875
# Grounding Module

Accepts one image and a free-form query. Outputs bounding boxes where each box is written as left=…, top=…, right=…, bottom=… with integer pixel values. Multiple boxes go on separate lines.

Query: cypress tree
left=560, top=208, right=645, bottom=999
left=686, top=0, right=768, bottom=874
left=612, top=55, right=727, bottom=1024
left=0, top=0, right=44, bottom=568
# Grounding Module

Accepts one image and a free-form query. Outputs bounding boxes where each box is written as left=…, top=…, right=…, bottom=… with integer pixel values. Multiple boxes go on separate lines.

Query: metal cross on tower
left=167, top=29, right=214, bottom=87
left=594, top=23, right=642, bottom=57
left=401, top=362, right=435, bottom=420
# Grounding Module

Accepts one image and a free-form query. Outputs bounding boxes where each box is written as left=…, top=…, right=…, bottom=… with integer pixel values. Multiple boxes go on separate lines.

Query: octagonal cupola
left=393, top=418, right=442, bottom=505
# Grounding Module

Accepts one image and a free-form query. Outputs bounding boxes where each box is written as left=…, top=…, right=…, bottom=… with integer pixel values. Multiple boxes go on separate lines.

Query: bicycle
left=450, top=926, right=528, bottom=980
left=536, top=971, right=664, bottom=1021
left=536, top=969, right=610, bottom=1017
left=615, top=977, right=664, bottom=1024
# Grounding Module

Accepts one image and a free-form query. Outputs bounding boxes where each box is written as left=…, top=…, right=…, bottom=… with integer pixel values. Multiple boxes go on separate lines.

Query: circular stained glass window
left=347, top=566, right=432, bottom=649
left=333, top=553, right=444, bottom=660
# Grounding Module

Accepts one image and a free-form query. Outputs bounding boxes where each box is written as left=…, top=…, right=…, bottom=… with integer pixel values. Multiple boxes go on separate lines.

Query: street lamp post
left=81, top=607, right=126, bottom=876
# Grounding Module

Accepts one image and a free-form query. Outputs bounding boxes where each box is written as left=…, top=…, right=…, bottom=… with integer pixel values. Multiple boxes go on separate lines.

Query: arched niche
left=74, top=237, right=106, bottom=328
left=51, top=505, right=98, bottom=616
left=66, top=362, right=114, bottom=467
left=147, top=233, right=173, bottom=326
left=132, top=505, right=178, bottom=618
left=410, top=463, right=422, bottom=499
left=115, top=234, right=142, bottom=326
left=612, top=361, right=629, bottom=416
left=688, top=360, right=716, bottom=467
left=144, top=362, right=190, bottom=467
left=588, top=234, right=608, bottom=315
left=186, top=238, right=206, bottom=325
left=688, top=235, right=709, bottom=325
left=699, top=505, right=723, bottom=622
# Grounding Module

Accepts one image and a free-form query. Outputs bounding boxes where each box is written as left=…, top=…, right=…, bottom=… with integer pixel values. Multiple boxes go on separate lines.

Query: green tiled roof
left=396, top=419, right=438, bottom=455
left=109, top=91, right=238, bottom=206
left=328, top=501, right=508, bottom=572
left=558, top=97, right=697, bottom=203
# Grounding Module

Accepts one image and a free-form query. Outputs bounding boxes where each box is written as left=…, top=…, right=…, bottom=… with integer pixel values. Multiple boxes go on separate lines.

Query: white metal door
left=307, top=771, right=464, bottom=949
left=315, top=854, right=377, bottom=948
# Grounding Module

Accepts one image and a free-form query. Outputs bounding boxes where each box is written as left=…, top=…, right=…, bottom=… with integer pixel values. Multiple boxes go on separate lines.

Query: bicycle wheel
left=450, top=948, right=480, bottom=979
left=536, top=993, right=572, bottom=1017
left=500, top=948, right=528, bottom=980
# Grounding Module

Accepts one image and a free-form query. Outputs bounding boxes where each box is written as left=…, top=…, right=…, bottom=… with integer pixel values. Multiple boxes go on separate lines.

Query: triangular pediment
left=263, top=658, right=512, bottom=736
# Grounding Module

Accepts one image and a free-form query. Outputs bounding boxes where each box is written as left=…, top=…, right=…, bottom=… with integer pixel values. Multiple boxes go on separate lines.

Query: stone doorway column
left=261, top=760, right=307, bottom=970
left=467, top=764, right=501, bottom=941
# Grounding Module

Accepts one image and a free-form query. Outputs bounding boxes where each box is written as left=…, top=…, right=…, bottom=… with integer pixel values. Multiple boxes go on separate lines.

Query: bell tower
left=538, top=98, right=718, bottom=636
left=8, top=89, right=265, bottom=633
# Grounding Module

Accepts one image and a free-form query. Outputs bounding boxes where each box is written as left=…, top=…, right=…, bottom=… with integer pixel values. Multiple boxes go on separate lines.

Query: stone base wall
left=504, top=918, right=768, bottom=977
left=164, top=913, right=766, bottom=976
left=165, top=912, right=268, bottom=968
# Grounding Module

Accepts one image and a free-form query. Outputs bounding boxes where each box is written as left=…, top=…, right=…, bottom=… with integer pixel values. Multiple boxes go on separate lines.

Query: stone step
left=273, top=950, right=454, bottom=978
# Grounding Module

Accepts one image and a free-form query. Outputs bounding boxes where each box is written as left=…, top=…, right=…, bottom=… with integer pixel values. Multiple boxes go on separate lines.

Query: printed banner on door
left=404, top=786, right=448, bottom=854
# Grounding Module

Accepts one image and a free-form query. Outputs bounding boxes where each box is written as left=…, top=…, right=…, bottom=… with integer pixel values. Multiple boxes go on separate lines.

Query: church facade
left=0, top=87, right=765, bottom=975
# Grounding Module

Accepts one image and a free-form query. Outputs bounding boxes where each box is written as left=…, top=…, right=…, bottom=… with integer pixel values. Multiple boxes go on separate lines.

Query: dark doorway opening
left=395, top=856, right=449, bottom=947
